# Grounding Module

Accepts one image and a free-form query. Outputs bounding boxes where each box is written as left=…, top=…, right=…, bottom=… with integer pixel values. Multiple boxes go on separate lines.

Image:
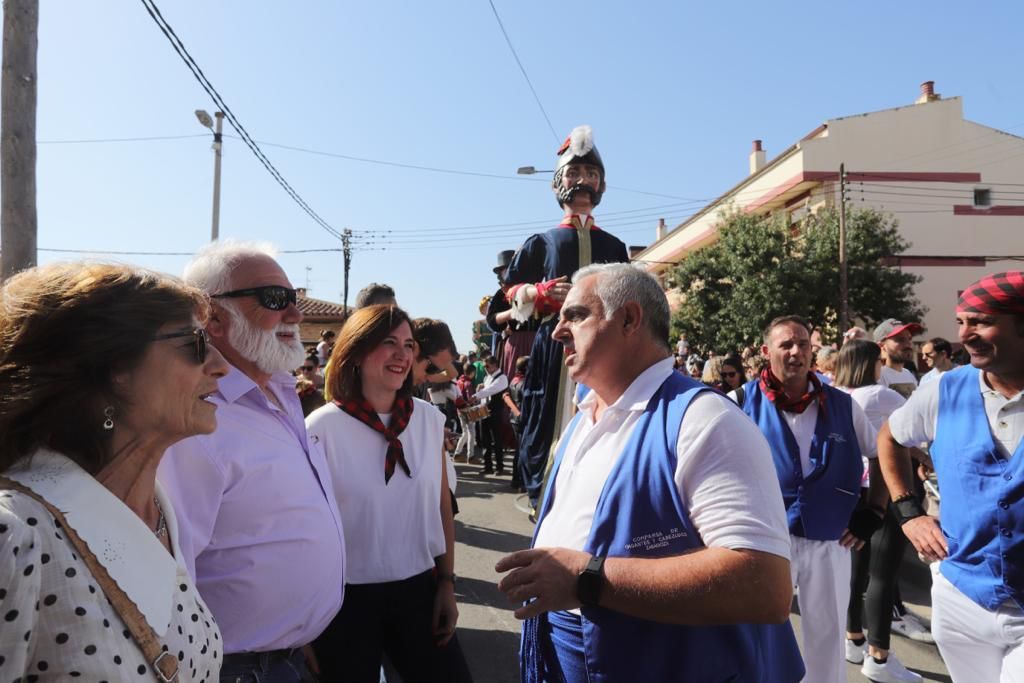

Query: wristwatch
left=576, top=555, right=605, bottom=607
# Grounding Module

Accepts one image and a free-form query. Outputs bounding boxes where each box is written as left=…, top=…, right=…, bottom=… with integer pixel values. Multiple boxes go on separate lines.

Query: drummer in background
left=473, top=356, right=509, bottom=476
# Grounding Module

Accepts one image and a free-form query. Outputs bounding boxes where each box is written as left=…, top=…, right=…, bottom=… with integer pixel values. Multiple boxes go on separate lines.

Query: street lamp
left=516, top=166, right=553, bottom=175
left=195, top=109, right=225, bottom=241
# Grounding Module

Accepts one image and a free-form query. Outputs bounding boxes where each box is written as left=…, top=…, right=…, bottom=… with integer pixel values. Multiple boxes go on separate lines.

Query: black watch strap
left=577, top=555, right=605, bottom=607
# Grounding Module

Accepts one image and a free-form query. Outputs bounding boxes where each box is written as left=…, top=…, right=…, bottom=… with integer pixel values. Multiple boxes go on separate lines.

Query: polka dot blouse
left=0, top=451, right=222, bottom=682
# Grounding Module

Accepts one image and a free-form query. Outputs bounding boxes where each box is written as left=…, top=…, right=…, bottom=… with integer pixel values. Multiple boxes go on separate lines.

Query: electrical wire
left=138, top=0, right=347, bottom=243
left=486, top=0, right=558, bottom=142
left=38, top=134, right=210, bottom=144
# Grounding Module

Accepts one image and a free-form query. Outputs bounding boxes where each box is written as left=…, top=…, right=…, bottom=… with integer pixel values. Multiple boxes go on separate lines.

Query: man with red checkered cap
left=877, top=271, right=1024, bottom=682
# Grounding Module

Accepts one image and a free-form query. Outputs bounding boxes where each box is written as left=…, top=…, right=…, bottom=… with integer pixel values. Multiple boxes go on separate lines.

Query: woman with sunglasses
left=833, top=340, right=922, bottom=682
left=307, top=305, right=468, bottom=682
left=0, top=262, right=229, bottom=681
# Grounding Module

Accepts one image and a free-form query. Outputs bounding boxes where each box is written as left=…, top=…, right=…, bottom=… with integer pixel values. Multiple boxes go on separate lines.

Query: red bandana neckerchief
left=335, top=396, right=414, bottom=484
left=759, top=368, right=825, bottom=415
left=557, top=214, right=600, bottom=232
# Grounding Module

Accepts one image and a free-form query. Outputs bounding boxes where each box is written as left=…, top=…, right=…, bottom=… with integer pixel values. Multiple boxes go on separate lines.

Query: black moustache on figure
left=558, top=182, right=601, bottom=208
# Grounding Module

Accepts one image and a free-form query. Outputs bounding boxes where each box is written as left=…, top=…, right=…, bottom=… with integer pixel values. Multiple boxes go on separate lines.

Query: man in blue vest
left=734, top=315, right=885, bottom=683
left=878, top=271, right=1024, bottom=682
left=495, top=263, right=804, bottom=682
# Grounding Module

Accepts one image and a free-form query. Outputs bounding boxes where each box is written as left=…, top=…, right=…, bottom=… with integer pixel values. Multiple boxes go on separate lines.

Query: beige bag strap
left=0, top=476, right=179, bottom=682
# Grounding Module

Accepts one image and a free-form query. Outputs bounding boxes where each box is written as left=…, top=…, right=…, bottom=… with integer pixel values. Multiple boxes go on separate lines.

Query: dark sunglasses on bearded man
left=212, top=285, right=297, bottom=311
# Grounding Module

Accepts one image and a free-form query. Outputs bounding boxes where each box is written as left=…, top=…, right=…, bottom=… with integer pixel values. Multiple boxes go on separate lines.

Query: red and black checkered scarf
left=335, top=397, right=414, bottom=484
left=957, top=271, right=1024, bottom=315
left=759, top=368, right=825, bottom=415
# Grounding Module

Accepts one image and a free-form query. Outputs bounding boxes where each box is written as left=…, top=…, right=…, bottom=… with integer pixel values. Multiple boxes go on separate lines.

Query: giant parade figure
left=503, top=125, right=629, bottom=513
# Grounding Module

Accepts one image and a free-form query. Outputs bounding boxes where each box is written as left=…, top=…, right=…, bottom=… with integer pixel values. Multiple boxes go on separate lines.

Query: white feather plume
left=568, top=125, right=594, bottom=156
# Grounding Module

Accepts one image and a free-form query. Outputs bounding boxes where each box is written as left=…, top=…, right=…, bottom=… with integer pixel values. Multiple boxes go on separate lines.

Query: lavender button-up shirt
left=158, top=364, right=346, bottom=654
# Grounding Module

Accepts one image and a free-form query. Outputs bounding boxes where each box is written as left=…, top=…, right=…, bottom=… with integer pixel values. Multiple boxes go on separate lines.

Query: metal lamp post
left=195, top=109, right=224, bottom=241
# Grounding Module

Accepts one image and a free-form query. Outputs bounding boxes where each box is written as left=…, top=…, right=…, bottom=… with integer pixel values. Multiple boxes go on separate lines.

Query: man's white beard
left=225, top=308, right=306, bottom=375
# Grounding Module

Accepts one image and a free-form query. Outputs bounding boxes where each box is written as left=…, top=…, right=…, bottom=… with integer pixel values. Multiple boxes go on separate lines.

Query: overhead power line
left=38, top=134, right=210, bottom=144
left=138, top=0, right=346, bottom=242
left=486, top=0, right=559, bottom=142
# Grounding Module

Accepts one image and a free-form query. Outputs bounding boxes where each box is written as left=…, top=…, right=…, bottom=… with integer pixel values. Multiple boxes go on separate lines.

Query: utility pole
left=838, top=163, right=849, bottom=334
left=1, top=0, right=39, bottom=279
left=342, top=228, right=352, bottom=314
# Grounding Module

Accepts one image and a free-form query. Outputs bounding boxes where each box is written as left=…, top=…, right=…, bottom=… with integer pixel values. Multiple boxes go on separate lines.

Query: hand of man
left=432, top=580, right=459, bottom=646
left=901, top=516, right=948, bottom=562
left=838, top=529, right=866, bottom=551
left=300, top=644, right=320, bottom=676
left=495, top=547, right=591, bottom=620
left=526, top=276, right=571, bottom=304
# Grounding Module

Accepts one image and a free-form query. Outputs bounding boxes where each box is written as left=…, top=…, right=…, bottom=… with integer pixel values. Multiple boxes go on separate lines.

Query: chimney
left=749, top=139, right=766, bottom=175
left=915, top=80, right=940, bottom=104
left=295, top=287, right=307, bottom=297
left=656, top=218, right=666, bottom=241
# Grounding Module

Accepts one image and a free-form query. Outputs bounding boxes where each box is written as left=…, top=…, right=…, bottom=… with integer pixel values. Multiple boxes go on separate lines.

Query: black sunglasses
left=721, top=371, right=739, bottom=378
left=212, top=285, right=297, bottom=311
left=424, top=361, right=442, bottom=375
left=154, top=328, right=209, bottom=364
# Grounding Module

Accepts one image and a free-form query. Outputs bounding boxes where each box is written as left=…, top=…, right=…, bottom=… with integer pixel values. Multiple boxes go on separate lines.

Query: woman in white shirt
left=307, top=305, right=465, bottom=682
left=835, top=340, right=922, bottom=683
left=0, top=262, right=229, bottom=682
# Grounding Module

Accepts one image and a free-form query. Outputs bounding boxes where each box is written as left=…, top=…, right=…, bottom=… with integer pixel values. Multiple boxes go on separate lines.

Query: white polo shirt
left=890, top=370, right=1024, bottom=459
left=534, top=358, right=791, bottom=561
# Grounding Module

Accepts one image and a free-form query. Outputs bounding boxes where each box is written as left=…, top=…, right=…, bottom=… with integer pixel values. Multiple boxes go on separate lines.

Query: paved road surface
left=451, top=462, right=952, bottom=682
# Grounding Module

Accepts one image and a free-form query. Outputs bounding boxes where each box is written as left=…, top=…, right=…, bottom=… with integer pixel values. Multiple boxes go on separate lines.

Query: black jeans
left=220, top=649, right=316, bottom=683
left=847, top=501, right=908, bottom=650
left=480, top=410, right=505, bottom=472
left=313, top=570, right=472, bottom=682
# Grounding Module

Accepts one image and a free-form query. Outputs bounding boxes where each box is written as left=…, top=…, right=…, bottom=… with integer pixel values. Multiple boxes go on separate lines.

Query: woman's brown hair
left=326, top=304, right=414, bottom=403
left=0, top=262, right=209, bottom=474
left=833, top=339, right=882, bottom=389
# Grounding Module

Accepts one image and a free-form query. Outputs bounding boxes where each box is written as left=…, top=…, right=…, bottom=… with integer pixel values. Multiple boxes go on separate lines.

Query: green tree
left=669, top=207, right=923, bottom=353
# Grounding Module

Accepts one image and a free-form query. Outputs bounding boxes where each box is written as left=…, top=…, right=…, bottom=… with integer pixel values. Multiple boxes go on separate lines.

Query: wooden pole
left=838, top=163, right=849, bottom=334
left=1, top=0, right=39, bottom=279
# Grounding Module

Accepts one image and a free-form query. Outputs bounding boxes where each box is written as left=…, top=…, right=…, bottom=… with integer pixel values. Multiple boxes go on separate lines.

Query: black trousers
left=480, top=407, right=505, bottom=472
left=846, top=501, right=908, bottom=650
left=312, top=570, right=472, bottom=683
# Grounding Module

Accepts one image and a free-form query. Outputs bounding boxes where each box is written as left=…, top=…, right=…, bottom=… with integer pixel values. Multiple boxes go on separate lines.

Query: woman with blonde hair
left=0, top=262, right=228, bottom=681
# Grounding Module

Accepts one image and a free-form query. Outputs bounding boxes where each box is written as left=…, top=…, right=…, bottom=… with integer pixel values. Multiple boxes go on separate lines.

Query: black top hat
left=494, top=250, right=515, bottom=274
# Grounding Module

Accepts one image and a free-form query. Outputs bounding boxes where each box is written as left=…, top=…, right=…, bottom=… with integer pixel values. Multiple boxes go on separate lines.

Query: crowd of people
left=0, top=122, right=1020, bottom=683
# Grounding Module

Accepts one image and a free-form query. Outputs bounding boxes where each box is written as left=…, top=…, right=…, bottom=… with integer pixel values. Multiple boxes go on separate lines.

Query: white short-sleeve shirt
left=889, top=370, right=1024, bottom=459
left=0, top=451, right=221, bottom=682
left=534, top=358, right=792, bottom=562
left=306, top=398, right=446, bottom=584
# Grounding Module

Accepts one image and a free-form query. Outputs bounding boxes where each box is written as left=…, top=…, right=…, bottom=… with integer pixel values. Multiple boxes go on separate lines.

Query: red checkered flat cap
left=957, top=271, right=1024, bottom=315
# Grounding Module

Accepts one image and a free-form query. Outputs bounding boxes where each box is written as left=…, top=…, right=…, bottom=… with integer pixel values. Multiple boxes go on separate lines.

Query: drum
left=461, top=404, right=490, bottom=423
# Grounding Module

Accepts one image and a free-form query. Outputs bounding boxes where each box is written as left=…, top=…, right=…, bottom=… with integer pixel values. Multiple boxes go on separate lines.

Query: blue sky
left=24, top=1, right=1024, bottom=351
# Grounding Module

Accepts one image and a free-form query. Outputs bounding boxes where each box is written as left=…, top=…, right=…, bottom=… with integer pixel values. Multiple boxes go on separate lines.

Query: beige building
left=635, top=81, right=1024, bottom=341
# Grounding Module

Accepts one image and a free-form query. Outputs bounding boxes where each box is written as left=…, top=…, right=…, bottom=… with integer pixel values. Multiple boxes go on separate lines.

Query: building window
left=974, top=187, right=992, bottom=207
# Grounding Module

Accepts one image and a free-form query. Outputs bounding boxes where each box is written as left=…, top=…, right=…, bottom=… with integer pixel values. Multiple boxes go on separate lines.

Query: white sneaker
left=861, top=653, right=923, bottom=683
left=845, top=639, right=867, bottom=664
left=891, top=609, right=935, bottom=643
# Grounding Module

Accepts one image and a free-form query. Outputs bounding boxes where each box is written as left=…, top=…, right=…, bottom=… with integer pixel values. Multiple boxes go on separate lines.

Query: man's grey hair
left=572, top=263, right=671, bottom=349
left=183, top=239, right=278, bottom=294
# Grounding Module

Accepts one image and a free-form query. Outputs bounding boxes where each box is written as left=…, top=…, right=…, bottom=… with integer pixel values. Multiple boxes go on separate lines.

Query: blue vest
left=740, top=380, right=863, bottom=541
left=522, top=372, right=804, bottom=683
left=933, top=365, right=1024, bottom=610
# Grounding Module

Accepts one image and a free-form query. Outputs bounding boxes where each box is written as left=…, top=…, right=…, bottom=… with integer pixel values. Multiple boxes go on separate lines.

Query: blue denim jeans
left=219, top=648, right=316, bottom=683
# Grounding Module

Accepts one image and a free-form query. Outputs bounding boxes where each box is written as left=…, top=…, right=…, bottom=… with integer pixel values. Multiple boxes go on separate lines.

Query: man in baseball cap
left=873, top=319, right=924, bottom=399
left=877, top=271, right=1024, bottom=681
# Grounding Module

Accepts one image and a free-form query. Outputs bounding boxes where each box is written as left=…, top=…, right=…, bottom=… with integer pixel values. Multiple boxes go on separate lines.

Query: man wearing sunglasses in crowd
left=159, top=240, right=346, bottom=683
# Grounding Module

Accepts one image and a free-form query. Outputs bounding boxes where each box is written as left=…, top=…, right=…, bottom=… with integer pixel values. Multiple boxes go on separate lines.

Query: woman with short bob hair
left=309, top=304, right=465, bottom=681
left=0, top=262, right=228, bottom=681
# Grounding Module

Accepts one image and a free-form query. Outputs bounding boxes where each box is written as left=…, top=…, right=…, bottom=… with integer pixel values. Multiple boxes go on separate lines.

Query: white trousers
left=932, top=568, right=1024, bottom=683
left=790, top=535, right=851, bottom=683
left=455, top=414, right=475, bottom=456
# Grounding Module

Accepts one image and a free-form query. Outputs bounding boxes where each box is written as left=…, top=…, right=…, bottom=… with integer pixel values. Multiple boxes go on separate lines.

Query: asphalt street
left=450, top=462, right=952, bottom=683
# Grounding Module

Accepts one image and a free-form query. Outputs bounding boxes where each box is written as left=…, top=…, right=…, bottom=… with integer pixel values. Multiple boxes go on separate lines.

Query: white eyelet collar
left=5, top=449, right=181, bottom=635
